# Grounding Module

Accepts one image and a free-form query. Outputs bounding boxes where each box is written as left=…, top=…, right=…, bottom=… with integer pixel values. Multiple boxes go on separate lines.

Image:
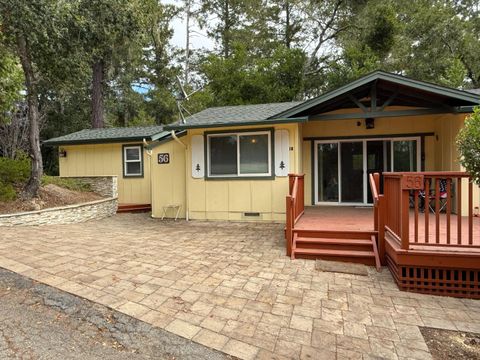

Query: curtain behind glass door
left=317, top=143, right=338, bottom=202
left=393, top=140, right=418, bottom=171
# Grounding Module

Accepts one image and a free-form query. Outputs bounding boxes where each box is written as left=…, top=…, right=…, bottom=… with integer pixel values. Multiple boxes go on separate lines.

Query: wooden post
left=286, top=195, right=293, bottom=256
left=400, top=180, right=410, bottom=250
left=469, top=180, right=473, bottom=245
left=378, top=194, right=386, bottom=265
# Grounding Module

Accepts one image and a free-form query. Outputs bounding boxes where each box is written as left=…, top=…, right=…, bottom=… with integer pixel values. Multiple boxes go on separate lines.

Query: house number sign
left=157, top=153, right=170, bottom=164
left=401, top=174, right=424, bottom=190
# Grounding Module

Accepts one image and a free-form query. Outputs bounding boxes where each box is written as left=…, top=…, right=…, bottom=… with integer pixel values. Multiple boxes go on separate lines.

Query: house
left=44, top=71, right=480, bottom=219
left=45, top=71, right=480, bottom=298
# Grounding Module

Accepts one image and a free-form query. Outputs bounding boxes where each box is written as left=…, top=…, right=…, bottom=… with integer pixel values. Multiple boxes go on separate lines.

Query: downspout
left=143, top=138, right=153, bottom=216
left=171, top=130, right=189, bottom=221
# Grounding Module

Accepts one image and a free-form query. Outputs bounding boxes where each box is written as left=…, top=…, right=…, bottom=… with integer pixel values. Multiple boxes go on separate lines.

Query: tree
left=201, top=44, right=305, bottom=105
left=0, top=46, right=23, bottom=123
left=198, top=0, right=252, bottom=58
left=0, top=0, right=69, bottom=198
left=457, top=107, right=480, bottom=185
left=71, top=0, right=147, bottom=128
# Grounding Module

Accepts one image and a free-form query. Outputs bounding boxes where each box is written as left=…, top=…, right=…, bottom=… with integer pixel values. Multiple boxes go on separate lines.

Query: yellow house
left=44, top=71, right=480, bottom=219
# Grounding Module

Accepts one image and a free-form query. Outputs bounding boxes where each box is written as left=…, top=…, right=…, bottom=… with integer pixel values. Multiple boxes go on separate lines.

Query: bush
left=0, top=181, right=17, bottom=201
left=41, top=176, right=91, bottom=192
left=0, top=154, right=30, bottom=184
left=457, top=107, right=480, bottom=185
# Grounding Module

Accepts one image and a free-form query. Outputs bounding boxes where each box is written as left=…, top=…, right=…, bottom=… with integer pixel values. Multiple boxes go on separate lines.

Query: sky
left=162, top=0, right=215, bottom=51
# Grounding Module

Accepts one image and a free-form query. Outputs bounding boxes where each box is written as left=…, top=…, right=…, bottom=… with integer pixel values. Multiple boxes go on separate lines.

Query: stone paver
left=1, top=213, right=479, bottom=359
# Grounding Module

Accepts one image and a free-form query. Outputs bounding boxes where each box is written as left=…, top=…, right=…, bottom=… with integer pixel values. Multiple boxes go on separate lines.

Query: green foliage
left=202, top=44, right=306, bottom=105
left=0, top=47, right=23, bottom=122
left=457, top=107, right=480, bottom=185
left=0, top=181, right=16, bottom=201
left=41, top=176, right=91, bottom=192
left=0, top=154, right=30, bottom=184
left=0, top=154, right=30, bottom=201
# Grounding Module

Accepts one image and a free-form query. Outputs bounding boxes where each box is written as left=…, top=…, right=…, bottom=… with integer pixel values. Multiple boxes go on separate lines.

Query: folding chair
left=420, top=179, right=449, bottom=213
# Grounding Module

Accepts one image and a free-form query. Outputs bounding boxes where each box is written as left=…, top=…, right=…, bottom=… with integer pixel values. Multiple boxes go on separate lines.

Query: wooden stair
left=117, top=204, right=152, bottom=213
left=291, top=229, right=381, bottom=271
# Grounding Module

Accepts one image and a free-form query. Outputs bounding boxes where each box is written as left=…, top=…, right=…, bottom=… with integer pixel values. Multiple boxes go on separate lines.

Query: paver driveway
left=1, top=213, right=480, bottom=359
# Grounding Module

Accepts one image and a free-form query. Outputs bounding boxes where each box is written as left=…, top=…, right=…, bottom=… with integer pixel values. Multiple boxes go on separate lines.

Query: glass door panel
left=340, top=142, right=364, bottom=203
left=393, top=140, right=418, bottom=171
left=317, top=143, right=339, bottom=202
left=366, top=140, right=385, bottom=203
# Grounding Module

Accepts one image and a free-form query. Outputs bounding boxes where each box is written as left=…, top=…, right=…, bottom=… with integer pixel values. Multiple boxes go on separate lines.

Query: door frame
left=314, top=136, right=421, bottom=206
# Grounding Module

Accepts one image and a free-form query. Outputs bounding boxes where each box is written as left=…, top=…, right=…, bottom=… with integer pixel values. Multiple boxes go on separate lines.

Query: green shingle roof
left=43, top=125, right=170, bottom=146
left=164, top=101, right=306, bottom=130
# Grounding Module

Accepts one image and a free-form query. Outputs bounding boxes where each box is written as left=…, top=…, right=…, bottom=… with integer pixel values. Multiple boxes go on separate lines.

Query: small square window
left=123, top=145, right=143, bottom=177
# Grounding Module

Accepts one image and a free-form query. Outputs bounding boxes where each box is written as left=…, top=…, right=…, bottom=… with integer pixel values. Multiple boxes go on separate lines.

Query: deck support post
left=378, top=194, right=386, bottom=264
left=286, top=195, right=293, bottom=257
left=400, top=179, right=410, bottom=250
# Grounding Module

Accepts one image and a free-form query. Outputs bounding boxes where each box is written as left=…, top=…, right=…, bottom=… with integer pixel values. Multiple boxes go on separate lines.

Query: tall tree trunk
left=16, top=33, right=43, bottom=199
left=223, top=1, right=230, bottom=58
left=285, top=1, right=291, bottom=49
left=91, top=59, right=105, bottom=128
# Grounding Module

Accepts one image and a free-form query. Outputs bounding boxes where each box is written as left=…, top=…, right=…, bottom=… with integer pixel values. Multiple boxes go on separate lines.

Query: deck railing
left=286, top=174, right=304, bottom=256
left=381, top=171, right=477, bottom=250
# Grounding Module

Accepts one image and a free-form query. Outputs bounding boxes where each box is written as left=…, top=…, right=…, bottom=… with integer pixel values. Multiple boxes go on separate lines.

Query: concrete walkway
left=1, top=213, right=479, bottom=359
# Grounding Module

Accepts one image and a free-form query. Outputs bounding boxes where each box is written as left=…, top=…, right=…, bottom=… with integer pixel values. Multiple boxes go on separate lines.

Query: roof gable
left=274, top=71, right=480, bottom=118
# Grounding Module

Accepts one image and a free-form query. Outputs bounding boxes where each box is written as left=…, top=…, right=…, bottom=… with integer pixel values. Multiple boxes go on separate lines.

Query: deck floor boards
left=297, top=206, right=480, bottom=246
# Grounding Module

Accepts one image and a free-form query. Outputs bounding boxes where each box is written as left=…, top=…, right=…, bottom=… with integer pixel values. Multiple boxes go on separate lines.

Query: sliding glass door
left=340, top=142, right=364, bottom=203
left=315, top=137, right=420, bottom=205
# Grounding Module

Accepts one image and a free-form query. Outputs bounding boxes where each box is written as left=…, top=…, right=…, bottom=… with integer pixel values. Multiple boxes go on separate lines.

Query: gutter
left=171, top=130, right=189, bottom=221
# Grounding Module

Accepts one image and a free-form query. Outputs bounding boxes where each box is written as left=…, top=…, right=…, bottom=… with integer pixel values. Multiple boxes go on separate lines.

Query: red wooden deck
left=297, top=206, right=480, bottom=248
left=286, top=172, right=480, bottom=298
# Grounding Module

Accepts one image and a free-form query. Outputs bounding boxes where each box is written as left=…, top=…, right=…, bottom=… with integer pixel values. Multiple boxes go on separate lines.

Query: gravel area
left=0, top=267, right=232, bottom=359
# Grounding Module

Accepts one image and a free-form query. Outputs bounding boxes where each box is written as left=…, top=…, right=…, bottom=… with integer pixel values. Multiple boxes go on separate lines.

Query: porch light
left=59, top=149, right=67, bottom=158
left=365, top=117, right=375, bottom=129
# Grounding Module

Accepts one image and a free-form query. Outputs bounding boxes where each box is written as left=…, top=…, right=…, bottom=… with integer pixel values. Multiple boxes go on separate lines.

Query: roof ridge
left=201, top=101, right=304, bottom=111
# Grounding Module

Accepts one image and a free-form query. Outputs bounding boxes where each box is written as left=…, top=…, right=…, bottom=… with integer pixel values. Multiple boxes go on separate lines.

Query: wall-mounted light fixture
left=59, top=149, right=67, bottom=158
left=365, top=117, right=375, bottom=129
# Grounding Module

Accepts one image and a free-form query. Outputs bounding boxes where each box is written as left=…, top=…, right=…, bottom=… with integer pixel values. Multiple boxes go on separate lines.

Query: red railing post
left=286, top=195, right=293, bottom=256
left=400, top=185, right=410, bottom=250
left=378, top=194, right=386, bottom=264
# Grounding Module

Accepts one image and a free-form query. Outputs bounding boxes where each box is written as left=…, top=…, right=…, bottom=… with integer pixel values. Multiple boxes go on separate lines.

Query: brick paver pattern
left=1, top=213, right=479, bottom=359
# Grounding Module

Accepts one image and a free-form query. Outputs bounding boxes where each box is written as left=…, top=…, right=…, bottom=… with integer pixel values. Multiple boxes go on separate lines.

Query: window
left=123, top=145, right=143, bottom=177
left=207, top=131, right=272, bottom=178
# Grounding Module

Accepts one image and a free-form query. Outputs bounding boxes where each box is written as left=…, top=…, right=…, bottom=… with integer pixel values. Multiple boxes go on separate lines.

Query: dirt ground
left=0, top=267, right=231, bottom=359
left=421, top=327, right=480, bottom=359
left=0, top=184, right=103, bottom=214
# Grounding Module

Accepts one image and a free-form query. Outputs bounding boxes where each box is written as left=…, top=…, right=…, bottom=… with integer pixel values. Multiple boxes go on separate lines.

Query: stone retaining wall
left=66, top=176, right=118, bottom=198
left=0, top=176, right=119, bottom=227
left=0, top=197, right=118, bottom=227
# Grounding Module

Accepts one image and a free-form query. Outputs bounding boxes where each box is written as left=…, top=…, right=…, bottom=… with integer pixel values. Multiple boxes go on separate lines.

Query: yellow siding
left=434, top=114, right=480, bottom=212
left=185, top=123, right=299, bottom=221
left=150, top=140, right=186, bottom=219
left=59, top=142, right=151, bottom=204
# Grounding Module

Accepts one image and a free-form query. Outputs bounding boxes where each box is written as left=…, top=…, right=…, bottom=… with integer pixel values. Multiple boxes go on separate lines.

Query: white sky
left=162, top=0, right=215, bottom=50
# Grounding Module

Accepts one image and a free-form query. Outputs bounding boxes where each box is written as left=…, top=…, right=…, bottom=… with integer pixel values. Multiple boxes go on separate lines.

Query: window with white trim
left=207, top=131, right=272, bottom=178
left=123, top=145, right=143, bottom=177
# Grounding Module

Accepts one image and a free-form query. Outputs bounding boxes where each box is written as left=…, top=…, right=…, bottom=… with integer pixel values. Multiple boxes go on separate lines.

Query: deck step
left=295, top=237, right=372, bottom=246
left=117, top=204, right=151, bottom=213
left=293, top=248, right=375, bottom=258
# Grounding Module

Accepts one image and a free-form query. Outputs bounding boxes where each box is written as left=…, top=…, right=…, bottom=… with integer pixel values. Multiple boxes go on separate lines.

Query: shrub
left=0, top=154, right=30, bottom=184
left=0, top=181, right=17, bottom=201
left=41, top=176, right=91, bottom=192
left=457, top=107, right=480, bottom=185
